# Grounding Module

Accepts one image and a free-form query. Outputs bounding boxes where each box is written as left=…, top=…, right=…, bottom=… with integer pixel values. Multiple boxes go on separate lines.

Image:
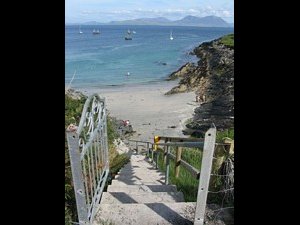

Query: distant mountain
left=109, top=17, right=171, bottom=25
left=82, top=21, right=105, bottom=25
left=107, top=15, right=231, bottom=27
left=174, top=16, right=229, bottom=27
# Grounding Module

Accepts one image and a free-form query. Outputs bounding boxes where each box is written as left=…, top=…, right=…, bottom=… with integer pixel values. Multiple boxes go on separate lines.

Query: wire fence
left=206, top=143, right=234, bottom=224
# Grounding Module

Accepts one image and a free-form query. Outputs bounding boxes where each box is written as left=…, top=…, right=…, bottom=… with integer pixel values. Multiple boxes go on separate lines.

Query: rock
left=165, top=63, right=196, bottom=81
left=167, top=34, right=234, bottom=134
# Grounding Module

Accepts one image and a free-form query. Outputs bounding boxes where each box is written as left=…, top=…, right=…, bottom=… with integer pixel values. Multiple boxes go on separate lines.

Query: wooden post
left=151, top=144, right=154, bottom=163
left=175, top=146, right=182, bottom=178
left=194, top=127, right=216, bottom=225
left=165, top=146, right=170, bottom=185
left=163, top=138, right=168, bottom=164
left=210, top=138, right=234, bottom=191
left=155, top=150, right=159, bottom=169
left=224, top=138, right=234, bottom=155
left=147, top=142, right=150, bottom=158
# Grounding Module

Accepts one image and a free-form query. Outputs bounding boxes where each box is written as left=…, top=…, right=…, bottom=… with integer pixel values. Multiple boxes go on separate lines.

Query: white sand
left=78, top=81, right=198, bottom=142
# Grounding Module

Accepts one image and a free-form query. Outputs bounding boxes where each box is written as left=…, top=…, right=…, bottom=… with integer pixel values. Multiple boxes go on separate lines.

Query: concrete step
left=118, top=168, right=160, bottom=175
left=120, top=164, right=155, bottom=170
left=115, top=172, right=165, bottom=179
left=100, top=191, right=185, bottom=204
left=111, top=180, right=163, bottom=186
left=107, top=184, right=178, bottom=193
left=93, top=202, right=196, bottom=225
left=114, top=176, right=165, bottom=184
left=116, top=170, right=165, bottom=176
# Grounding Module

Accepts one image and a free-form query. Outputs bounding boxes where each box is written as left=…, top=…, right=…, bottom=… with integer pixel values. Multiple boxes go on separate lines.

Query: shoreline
left=71, top=80, right=197, bottom=142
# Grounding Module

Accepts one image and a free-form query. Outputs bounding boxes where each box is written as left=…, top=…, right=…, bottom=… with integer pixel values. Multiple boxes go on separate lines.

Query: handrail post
left=66, top=126, right=88, bottom=225
left=163, top=138, right=168, bottom=164
left=175, top=146, right=182, bottom=178
left=151, top=144, right=154, bottom=163
left=155, top=151, right=158, bottom=169
left=194, top=127, right=216, bottom=225
left=165, top=146, right=170, bottom=185
left=147, top=142, right=150, bottom=158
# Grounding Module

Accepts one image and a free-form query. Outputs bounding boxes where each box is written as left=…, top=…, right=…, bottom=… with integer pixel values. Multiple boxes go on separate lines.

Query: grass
left=216, top=128, right=234, bottom=142
left=154, top=147, right=202, bottom=202
left=219, top=33, right=234, bottom=48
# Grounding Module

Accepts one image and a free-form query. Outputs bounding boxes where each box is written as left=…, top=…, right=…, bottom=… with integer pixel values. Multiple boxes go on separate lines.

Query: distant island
left=68, top=15, right=233, bottom=27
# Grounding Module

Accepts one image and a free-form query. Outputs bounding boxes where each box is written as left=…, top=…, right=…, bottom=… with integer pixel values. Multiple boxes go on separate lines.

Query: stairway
left=93, top=152, right=196, bottom=225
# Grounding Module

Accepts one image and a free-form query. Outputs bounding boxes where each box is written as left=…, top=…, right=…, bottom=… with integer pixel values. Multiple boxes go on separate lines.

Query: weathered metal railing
left=129, top=127, right=217, bottom=225
left=66, top=94, right=109, bottom=225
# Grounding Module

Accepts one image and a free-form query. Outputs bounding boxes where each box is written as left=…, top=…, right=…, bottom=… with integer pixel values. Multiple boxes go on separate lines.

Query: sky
left=65, top=0, right=234, bottom=24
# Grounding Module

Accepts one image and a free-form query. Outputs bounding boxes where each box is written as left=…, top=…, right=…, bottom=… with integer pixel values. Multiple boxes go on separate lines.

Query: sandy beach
left=78, top=81, right=198, bottom=142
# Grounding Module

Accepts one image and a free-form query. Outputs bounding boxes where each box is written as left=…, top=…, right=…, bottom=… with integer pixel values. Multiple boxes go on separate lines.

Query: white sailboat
left=125, top=29, right=132, bottom=40
left=170, top=30, right=174, bottom=40
left=93, top=29, right=100, bottom=34
left=79, top=25, right=83, bottom=34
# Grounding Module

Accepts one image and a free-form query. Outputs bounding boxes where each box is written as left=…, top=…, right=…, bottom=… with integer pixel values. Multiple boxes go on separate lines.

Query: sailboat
left=125, top=29, right=132, bottom=40
left=170, top=30, right=174, bottom=40
left=79, top=25, right=83, bottom=34
left=93, top=29, right=100, bottom=35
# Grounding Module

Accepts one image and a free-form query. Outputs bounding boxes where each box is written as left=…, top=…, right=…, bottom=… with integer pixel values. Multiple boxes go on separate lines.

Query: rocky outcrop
left=166, top=34, right=234, bottom=137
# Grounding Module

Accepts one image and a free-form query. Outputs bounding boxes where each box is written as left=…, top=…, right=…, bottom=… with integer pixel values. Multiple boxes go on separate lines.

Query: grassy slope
left=219, top=33, right=234, bottom=48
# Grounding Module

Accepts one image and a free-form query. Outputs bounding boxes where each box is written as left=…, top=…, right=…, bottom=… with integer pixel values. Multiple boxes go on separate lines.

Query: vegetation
left=219, top=33, right=234, bottom=48
left=65, top=93, right=129, bottom=225
left=153, top=129, right=234, bottom=204
left=155, top=147, right=201, bottom=202
left=216, top=128, right=234, bottom=142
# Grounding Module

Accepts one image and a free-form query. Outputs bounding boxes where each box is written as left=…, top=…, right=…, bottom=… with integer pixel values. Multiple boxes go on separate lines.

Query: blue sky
left=65, top=0, right=234, bottom=23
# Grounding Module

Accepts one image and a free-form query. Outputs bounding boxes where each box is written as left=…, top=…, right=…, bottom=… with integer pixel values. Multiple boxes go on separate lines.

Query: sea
left=65, top=25, right=233, bottom=88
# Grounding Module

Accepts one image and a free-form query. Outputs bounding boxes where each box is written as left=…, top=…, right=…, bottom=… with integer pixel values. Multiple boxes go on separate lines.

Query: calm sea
left=65, top=25, right=233, bottom=88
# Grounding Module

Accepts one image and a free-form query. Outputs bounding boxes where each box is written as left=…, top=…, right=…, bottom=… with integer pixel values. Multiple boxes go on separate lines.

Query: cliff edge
left=166, top=34, right=234, bottom=137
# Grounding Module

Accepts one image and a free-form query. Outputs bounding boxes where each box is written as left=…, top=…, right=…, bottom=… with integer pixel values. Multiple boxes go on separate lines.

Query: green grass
left=216, top=128, right=234, bottom=142
left=219, top=34, right=234, bottom=48
left=154, top=147, right=202, bottom=202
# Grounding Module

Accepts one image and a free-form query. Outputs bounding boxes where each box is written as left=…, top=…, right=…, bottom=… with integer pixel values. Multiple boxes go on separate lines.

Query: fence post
left=194, top=127, right=216, bottom=225
left=175, top=146, right=182, bottom=178
left=151, top=144, right=154, bottom=163
left=155, top=151, right=158, bottom=169
left=163, top=138, right=168, bottom=164
left=66, top=125, right=88, bottom=225
left=147, top=142, right=150, bottom=158
left=165, top=146, right=170, bottom=185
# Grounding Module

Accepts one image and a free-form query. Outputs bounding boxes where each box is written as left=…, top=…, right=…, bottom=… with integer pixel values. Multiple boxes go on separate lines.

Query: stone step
left=115, top=172, right=165, bottom=178
left=120, top=164, right=155, bottom=169
left=114, top=174, right=165, bottom=181
left=107, top=184, right=178, bottom=193
left=100, top=191, right=185, bottom=204
left=111, top=180, right=163, bottom=186
left=118, top=168, right=160, bottom=174
left=117, top=170, right=165, bottom=176
left=114, top=176, right=165, bottom=184
left=93, top=202, right=196, bottom=225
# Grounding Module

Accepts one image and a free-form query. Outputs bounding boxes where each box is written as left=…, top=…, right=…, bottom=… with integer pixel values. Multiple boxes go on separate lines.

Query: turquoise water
left=65, top=25, right=233, bottom=88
